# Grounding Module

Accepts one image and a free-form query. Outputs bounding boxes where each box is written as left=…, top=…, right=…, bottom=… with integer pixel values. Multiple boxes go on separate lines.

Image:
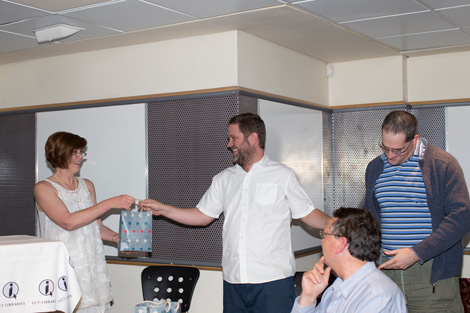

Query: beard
left=232, top=140, right=256, bottom=168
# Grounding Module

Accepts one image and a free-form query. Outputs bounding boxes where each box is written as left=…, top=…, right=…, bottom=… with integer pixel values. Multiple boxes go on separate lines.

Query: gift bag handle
left=133, top=199, right=144, bottom=212
left=163, top=299, right=180, bottom=313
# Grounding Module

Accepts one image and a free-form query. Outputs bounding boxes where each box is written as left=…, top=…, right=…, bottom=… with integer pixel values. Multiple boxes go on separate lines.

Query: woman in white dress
left=34, top=131, right=135, bottom=313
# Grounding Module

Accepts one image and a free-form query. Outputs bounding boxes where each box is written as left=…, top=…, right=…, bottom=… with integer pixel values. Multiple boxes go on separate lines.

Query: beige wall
left=1, top=30, right=328, bottom=109
left=328, top=56, right=406, bottom=107
left=108, top=252, right=470, bottom=313
left=2, top=33, right=470, bottom=109
left=328, top=51, right=470, bottom=107
left=108, top=264, right=224, bottom=313
left=107, top=253, right=322, bottom=313
left=407, top=51, right=470, bottom=103
left=3, top=31, right=239, bottom=108
left=237, top=31, right=328, bottom=106
left=0, top=65, right=4, bottom=109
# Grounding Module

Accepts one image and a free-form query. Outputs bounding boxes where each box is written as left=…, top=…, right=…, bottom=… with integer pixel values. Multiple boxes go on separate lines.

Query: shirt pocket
left=254, top=183, right=278, bottom=205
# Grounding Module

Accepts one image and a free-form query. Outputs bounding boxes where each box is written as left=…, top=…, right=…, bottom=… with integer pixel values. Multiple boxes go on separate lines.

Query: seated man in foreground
left=291, top=207, right=407, bottom=313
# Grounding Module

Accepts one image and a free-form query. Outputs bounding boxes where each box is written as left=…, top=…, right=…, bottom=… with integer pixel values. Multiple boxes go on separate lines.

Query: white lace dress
left=37, top=177, right=113, bottom=313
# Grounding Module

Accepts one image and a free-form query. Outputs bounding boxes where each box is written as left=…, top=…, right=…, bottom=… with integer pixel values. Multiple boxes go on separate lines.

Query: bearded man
left=141, top=113, right=330, bottom=313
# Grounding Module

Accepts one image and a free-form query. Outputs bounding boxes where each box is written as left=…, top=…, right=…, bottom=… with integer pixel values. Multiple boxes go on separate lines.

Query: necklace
left=53, top=174, right=81, bottom=203
left=53, top=174, right=78, bottom=191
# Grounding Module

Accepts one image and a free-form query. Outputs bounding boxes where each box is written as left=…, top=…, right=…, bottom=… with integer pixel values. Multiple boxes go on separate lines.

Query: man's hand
left=379, top=248, right=419, bottom=270
left=298, top=256, right=331, bottom=308
left=139, top=199, right=165, bottom=216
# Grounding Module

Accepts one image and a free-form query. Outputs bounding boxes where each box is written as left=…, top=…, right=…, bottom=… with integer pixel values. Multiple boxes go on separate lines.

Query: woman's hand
left=108, top=194, right=135, bottom=210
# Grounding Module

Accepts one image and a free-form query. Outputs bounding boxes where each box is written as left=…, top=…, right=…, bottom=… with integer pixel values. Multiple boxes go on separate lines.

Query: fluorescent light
left=34, top=23, right=84, bottom=43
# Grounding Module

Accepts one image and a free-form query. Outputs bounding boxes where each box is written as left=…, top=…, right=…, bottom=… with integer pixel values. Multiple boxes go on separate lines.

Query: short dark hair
left=228, top=113, right=266, bottom=149
left=330, top=207, right=381, bottom=262
left=382, top=111, right=418, bottom=142
left=45, top=132, right=87, bottom=169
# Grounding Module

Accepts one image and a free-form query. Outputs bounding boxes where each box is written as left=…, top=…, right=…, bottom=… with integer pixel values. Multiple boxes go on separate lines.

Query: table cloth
left=0, top=235, right=81, bottom=313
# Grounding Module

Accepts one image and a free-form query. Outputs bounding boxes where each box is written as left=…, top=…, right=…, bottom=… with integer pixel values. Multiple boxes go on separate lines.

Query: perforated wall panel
left=322, top=111, right=334, bottom=213
left=323, top=107, right=446, bottom=216
left=147, top=94, right=257, bottom=265
left=410, top=107, right=446, bottom=149
left=0, top=113, right=36, bottom=235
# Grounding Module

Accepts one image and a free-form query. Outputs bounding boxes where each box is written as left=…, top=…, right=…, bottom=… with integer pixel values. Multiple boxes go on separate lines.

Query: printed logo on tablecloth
left=2, top=282, right=19, bottom=299
left=39, top=279, right=54, bottom=297
left=58, top=276, right=68, bottom=292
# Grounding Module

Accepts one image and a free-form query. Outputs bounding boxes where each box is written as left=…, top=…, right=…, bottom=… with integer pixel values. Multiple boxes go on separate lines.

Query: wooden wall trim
left=238, top=87, right=330, bottom=111
left=409, top=98, right=470, bottom=106
left=106, top=247, right=323, bottom=269
left=0, top=87, right=241, bottom=114
left=2, top=86, right=470, bottom=115
left=106, top=259, right=222, bottom=271
left=330, top=101, right=407, bottom=110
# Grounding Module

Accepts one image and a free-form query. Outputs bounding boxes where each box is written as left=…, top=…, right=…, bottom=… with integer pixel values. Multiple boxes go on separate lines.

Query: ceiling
left=1, top=0, right=470, bottom=65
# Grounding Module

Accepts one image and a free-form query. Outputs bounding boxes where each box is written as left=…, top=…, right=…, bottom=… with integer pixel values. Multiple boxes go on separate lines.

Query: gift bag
left=135, top=300, right=165, bottom=313
left=135, top=299, right=181, bottom=313
left=159, top=299, right=181, bottom=313
left=165, top=299, right=181, bottom=313
left=118, top=208, right=152, bottom=252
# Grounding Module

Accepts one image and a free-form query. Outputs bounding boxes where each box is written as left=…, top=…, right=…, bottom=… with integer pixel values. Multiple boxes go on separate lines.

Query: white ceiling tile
left=0, top=30, right=39, bottom=52
left=204, top=6, right=399, bottom=62
left=1, top=15, right=121, bottom=46
left=62, top=0, right=195, bottom=32
left=144, top=0, right=282, bottom=18
left=437, top=5, right=470, bottom=27
left=7, top=0, right=117, bottom=13
left=295, top=0, right=425, bottom=22
left=420, top=0, right=470, bottom=10
left=378, top=28, right=470, bottom=51
left=343, top=11, right=455, bottom=38
left=1, top=0, right=470, bottom=64
left=0, top=1, right=48, bottom=25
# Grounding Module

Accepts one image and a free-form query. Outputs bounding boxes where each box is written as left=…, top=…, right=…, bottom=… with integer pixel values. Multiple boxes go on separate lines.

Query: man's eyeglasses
left=378, top=140, right=413, bottom=156
left=319, top=230, right=340, bottom=239
left=73, top=151, right=87, bottom=157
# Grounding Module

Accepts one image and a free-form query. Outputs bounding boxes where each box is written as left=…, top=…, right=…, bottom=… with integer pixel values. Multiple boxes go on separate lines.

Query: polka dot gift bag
left=118, top=205, right=152, bottom=252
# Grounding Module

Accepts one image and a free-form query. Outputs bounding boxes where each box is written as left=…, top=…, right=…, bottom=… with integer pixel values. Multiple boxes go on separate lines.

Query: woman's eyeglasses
left=73, top=151, right=87, bottom=157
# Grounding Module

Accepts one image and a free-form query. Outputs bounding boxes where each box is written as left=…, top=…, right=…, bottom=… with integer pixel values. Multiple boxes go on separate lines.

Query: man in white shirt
left=291, top=207, right=407, bottom=313
left=141, top=113, right=330, bottom=312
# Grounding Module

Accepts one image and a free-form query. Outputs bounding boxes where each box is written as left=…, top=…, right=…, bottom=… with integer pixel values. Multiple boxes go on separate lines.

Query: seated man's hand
left=299, top=256, right=331, bottom=308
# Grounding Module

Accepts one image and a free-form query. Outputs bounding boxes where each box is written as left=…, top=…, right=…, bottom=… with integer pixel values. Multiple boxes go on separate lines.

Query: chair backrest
left=294, top=271, right=304, bottom=297
left=141, top=265, right=200, bottom=312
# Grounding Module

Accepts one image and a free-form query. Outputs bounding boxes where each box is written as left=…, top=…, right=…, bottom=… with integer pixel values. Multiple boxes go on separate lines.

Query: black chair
left=294, top=271, right=304, bottom=297
left=141, top=265, right=200, bottom=312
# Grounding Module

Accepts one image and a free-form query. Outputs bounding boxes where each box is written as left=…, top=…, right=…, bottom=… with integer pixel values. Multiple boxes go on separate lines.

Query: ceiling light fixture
left=34, top=23, right=84, bottom=43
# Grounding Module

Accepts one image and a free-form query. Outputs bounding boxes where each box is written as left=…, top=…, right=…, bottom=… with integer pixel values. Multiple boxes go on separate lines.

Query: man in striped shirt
left=364, top=111, right=470, bottom=313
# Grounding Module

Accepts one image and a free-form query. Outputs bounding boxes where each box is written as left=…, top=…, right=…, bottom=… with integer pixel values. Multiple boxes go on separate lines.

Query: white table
left=0, top=235, right=81, bottom=313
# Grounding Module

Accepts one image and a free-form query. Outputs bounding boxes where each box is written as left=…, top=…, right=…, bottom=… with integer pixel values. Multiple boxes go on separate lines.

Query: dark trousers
left=223, top=277, right=296, bottom=313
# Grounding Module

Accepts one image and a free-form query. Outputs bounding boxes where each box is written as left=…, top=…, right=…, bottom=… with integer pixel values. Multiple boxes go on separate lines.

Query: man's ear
left=335, top=237, right=348, bottom=255
left=248, top=132, right=258, bottom=145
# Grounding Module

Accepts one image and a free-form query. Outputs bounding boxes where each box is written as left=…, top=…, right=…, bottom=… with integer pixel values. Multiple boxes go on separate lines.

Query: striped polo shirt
left=374, top=139, right=432, bottom=251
